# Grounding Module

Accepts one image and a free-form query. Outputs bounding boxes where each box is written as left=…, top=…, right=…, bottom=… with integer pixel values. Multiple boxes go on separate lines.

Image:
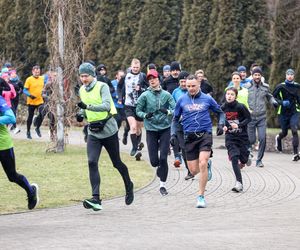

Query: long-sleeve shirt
left=172, top=91, right=225, bottom=135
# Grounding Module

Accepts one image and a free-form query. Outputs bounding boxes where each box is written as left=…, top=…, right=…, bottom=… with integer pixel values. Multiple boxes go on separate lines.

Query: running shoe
left=184, top=172, right=194, bottom=180
left=122, top=135, right=127, bottom=145
left=26, top=131, right=32, bottom=139
left=159, top=187, right=168, bottom=196
left=256, top=160, right=264, bottom=168
left=232, top=181, right=243, bottom=192
left=196, top=195, right=207, bottom=208
left=207, top=159, right=212, bottom=181
left=35, top=127, right=42, bottom=137
left=130, top=148, right=137, bottom=156
left=292, top=154, right=300, bottom=161
left=28, top=183, right=39, bottom=210
left=275, top=134, right=282, bottom=152
left=13, top=127, right=21, bottom=134
left=125, top=181, right=134, bottom=205
left=83, top=198, right=102, bottom=211
left=137, top=142, right=144, bottom=151
left=135, top=152, right=142, bottom=161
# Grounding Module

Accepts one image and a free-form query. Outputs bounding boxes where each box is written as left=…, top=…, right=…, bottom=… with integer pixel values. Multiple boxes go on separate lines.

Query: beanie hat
left=286, top=69, right=295, bottom=75
left=96, top=64, right=107, bottom=72
left=1, top=72, right=9, bottom=79
left=163, top=65, right=170, bottom=71
left=4, top=62, right=12, bottom=68
left=237, top=66, right=246, bottom=72
left=146, top=69, right=159, bottom=80
left=79, top=62, right=96, bottom=76
left=148, top=63, right=156, bottom=70
left=178, top=71, right=189, bottom=80
left=252, top=67, right=262, bottom=75
left=170, top=61, right=181, bottom=71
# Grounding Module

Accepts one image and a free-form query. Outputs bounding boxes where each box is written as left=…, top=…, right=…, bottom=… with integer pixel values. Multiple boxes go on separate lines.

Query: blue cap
left=163, top=65, right=170, bottom=71
left=237, top=66, right=246, bottom=72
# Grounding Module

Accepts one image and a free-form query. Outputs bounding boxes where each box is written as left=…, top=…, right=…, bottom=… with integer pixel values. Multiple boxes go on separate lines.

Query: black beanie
left=252, top=67, right=262, bottom=75
left=178, top=71, right=189, bottom=80
left=170, top=61, right=181, bottom=71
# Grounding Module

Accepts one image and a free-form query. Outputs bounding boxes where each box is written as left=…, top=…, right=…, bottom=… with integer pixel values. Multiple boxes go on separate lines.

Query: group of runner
left=0, top=59, right=299, bottom=210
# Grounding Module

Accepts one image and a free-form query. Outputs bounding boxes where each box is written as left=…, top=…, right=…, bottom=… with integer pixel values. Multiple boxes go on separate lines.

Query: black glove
left=77, top=102, right=87, bottom=109
left=216, top=124, right=224, bottom=136
left=29, top=95, right=36, bottom=99
left=159, top=108, right=168, bottom=115
left=144, top=112, right=154, bottom=119
left=170, top=134, right=177, bottom=146
left=76, top=113, right=84, bottom=122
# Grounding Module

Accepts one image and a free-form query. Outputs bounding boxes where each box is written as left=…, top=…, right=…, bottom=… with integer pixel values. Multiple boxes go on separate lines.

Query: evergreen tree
left=241, top=0, right=271, bottom=79
left=186, top=0, right=212, bottom=72
left=204, top=0, right=244, bottom=101
left=270, top=0, right=300, bottom=87
left=132, top=0, right=182, bottom=71
left=4, top=0, right=30, bottom=75
left=84, top=0, right=121, bottom=74
left=176, top=0, right=193, bottom=70
left=112, top=0, right=145, bottom=70
left=0, top=1, right=16, bottom=62
left=23, top=0, right=48, bottom=76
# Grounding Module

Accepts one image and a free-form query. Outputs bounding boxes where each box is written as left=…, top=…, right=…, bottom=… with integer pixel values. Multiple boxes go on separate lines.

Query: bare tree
left=44, top=0, right=90, bottom=152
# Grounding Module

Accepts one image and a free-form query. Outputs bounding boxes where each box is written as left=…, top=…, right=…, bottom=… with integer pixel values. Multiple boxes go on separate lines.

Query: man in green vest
left=77, top=62, right=134, bottom=211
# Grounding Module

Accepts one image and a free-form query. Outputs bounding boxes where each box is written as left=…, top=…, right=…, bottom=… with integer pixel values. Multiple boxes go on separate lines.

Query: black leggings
left=0, top=148, right=33, bottom=196
left=27, top=104, right=41, bottom=132
left=231, top=156, right=242, bottom=184
left=146, top=128, right=170, bottom=182
left=87, top=132, right=132, bottom=197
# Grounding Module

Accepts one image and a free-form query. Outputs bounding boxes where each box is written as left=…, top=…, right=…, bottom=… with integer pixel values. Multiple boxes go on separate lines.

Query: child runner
left=221, top=87, right=251, bottom=192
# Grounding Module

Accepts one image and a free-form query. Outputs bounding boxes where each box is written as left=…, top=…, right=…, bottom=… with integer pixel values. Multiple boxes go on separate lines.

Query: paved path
left=0, top=127, right=300, bottom=249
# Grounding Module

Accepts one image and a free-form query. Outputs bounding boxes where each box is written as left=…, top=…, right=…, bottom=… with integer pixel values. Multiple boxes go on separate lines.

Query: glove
left=282, top=100, right=290, bottom=107
left=216, top=124, right=224, bottom=136
left=29, top=95, right=36, bottom=99
left=77, top=102, right=87, bottom=109
left=144, top=112, right=154, bottom=119
left=159, top=108, right=168, bottom=115
left=76, top=113, right=84, bottom=122
left=170, top=134, right=177, bottom=146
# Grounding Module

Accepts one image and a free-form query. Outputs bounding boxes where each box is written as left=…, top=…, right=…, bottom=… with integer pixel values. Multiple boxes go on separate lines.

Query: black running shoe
left=159, top=187, right=168, bottom=196
left=275, top=135, right=282, bottom=152
left=28, top=183, right=39, bottom=210
left=83, top=198, right=102, bottom=211
left=135, top=152, right=142, bottom=161
left=137, top=142, right=144, bottom=151
left=122, top=135, right=127, bottom=145
left=184, top=172, right=194, bottom=180
left=27, top=131, right=32, bottom=139
left=292, top=154, right=300, bottom=161
left=35, top=127, right=42, bottom=137
left=125, top=181, right=134, bottom=205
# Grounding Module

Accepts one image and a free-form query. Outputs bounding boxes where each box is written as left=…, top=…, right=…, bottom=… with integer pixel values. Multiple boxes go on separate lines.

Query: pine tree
left=4, top=0, right=30, bottom=75
left=186, top=0, right=212, bottom=72
left=112, top=0, right=145, bottom=70
left=204, top=0, right=244, bottom=101
left=176, top=0, right=193, bottom=70
left=269, top=0, right=300, bottom=87
left=23, top=0, right=49, bottom=76
left=241, top=0, right=271, bottom=78
left=84, top=0, right=121, bottom=74
left=131, top=0, right=182, bottom=71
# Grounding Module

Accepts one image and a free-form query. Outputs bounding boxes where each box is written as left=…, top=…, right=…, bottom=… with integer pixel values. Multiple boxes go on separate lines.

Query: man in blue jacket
left=171, top=74, right=225, bottom=208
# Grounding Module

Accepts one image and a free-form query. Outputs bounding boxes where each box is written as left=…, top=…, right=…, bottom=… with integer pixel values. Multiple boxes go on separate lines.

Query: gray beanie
left=79, top=62, right=96, bottom=76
